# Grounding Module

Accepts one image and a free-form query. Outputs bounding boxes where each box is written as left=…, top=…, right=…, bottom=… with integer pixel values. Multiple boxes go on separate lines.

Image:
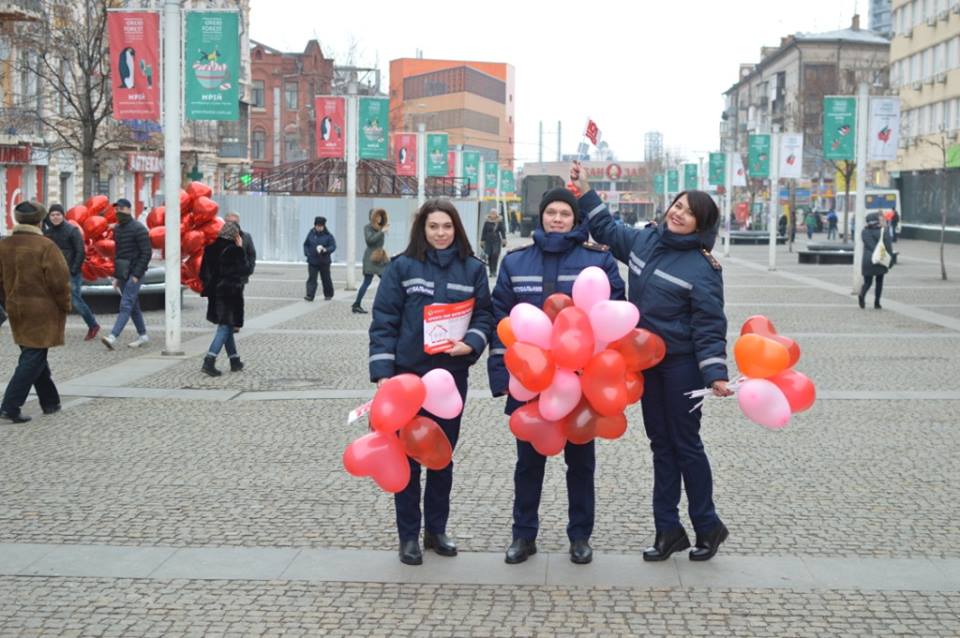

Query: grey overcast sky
left=248, top=0, right=863, bottom=167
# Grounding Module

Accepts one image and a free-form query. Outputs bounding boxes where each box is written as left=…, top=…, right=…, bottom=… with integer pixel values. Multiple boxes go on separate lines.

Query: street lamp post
left=162, top=0, right=182, bottom=356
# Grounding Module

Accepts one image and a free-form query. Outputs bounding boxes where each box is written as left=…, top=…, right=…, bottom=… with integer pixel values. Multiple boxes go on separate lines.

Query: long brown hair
left=403, top=199, right=474, bottom=261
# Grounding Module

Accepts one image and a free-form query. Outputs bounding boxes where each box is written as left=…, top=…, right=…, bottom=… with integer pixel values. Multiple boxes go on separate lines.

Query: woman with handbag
left=368, top=199, right=493, bottom=565
left=199, top=221, right=250, bottom=376
left=859, top=212, right=894, bottom=310
left=353, top=208, right=390, bottom=314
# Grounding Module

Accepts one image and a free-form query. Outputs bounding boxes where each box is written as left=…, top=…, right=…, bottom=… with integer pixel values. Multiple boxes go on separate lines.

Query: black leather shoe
left=424, top=532, right=457, bottom=556
left=505, top=538, right=537, bottom=564
left=41, top=404, right=61, bottom=415
left=570, top=538, right=593, bottom=564
left=352, top=304, right=368, bottom=314
left=874, top=301, right=882, bottom=310
left=689, top=522, right=729, bottom=562
left=0, top=410, right=31, bottom=423
left=303, top=296, right=314, bottom=301
left=643, top=527, right=691, bottom=562
left=858, top=294, right=865, bottom=309
left=399, top=539, right=422, bottom=565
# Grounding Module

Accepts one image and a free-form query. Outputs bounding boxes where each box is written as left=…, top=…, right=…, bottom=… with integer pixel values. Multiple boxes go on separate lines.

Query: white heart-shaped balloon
left=421, top=369, right=463, bottom=419
left=589, top=300, right=640, bottom=343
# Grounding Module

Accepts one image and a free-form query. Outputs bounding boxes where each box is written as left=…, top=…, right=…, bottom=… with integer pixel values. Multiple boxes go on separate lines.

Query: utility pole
left=417, top=121, right=426, bottom=210
left=852, top=82, right=869, bottom=294
left=557, top=121, right=562, bottom=161
left=723, top=152, right=733, bottom=258
left=162, top=0, right=182, bottom=356
left=768, top=133, right=780, bottom=271
left=538, top=120, right=543, bottom=163
left=345, top=83, right=358, bottom=290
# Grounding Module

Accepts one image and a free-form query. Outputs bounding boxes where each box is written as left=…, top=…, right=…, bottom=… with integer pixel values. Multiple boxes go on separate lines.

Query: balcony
left=0, top=0, right=43, bottom=22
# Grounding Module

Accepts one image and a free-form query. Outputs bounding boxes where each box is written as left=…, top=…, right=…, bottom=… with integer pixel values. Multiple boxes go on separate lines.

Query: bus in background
left=835, top=188, right=900, bottom=236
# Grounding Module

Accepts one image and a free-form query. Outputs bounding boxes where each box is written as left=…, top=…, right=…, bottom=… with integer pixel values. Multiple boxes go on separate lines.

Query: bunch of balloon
left=343, top=369, right=463, bottom=493
left=499, top=266, right=666, bottom=455
left=144, top=181, right=224, bottom=293
left=732, top=315, right=816, bottom=429
left=67, top=195, right=115, bottom=282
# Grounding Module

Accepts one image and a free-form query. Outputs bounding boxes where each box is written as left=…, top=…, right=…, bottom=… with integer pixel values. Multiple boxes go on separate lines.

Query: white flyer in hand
left=423, top=299, right=475, bottom=354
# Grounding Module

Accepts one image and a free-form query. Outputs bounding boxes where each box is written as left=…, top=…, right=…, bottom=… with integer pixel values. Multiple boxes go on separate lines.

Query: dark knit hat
left=48, top=203, right=64, bottom=214
left=314, top=216, right=326, bottom=226
left=114, top=198, right=132, bottom=209
left=14, top=201, right=46, bottom=225
left=538, top=187, right=579, bottom=226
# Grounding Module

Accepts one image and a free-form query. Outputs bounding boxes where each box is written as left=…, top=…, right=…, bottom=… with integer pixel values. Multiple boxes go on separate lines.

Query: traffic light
left=239, top=173, right=253, bottom=186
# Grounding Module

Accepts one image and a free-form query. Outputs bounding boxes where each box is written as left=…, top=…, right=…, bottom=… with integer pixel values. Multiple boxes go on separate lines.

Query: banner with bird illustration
left=184, top=11, right=240, bottom=121
left=107, top=11, right=161, bottom=121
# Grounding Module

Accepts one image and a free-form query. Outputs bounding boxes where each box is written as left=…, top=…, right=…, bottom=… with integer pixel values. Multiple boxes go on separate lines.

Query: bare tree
left=919, top=132, right=951, bottom=281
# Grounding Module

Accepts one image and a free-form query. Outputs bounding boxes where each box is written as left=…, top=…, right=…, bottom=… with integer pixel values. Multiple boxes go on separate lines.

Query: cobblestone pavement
left=0, top=237, right=959, bottom=635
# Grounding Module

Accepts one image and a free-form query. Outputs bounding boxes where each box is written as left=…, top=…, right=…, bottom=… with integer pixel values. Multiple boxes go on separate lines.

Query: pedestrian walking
left=826, top=210, right=839, bottom=240
left=223, top=212, right=256, bottom=283
left=368, top=198, right=493, bottom=565
left=480, top=208, right=507, bottom=277
left=859, top=212, right=894, bottom=310
left=804, top=210, right=818, bottom=240
left=101, top=198, right=151, bottom=350
left=303, top=216, right=336, bottom=301
left=0, top=201, right=71, bottom=423
left=487, top=186, right=625, bottom=566
left=573, top=161, right=733, bottom=563
left=44, top=203, right=100, bottom=340
left=199, top=221, right=250, bottom=376
left=353, top=208, right=389, bottom=314
left=890, top=207, right=900, bottom=242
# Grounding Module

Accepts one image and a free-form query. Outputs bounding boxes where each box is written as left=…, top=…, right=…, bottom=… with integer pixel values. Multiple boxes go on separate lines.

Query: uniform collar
left=657, top=224, right=717, bottom=251
left=533, top=223, right=588, bottom=254
left=427, top=245, right=458, bottom=268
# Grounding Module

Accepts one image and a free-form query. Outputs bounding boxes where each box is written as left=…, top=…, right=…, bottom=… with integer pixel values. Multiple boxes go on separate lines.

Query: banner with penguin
left=184, top=10, right=240, bottom=121
left=107, top=11, right=161, bottom=121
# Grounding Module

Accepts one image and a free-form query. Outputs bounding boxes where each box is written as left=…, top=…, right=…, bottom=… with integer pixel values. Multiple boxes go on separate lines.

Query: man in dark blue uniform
left=488, top=187, right=625, bottom=565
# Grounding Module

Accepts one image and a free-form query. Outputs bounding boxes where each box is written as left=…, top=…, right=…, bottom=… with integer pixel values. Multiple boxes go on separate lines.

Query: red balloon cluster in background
left=498, top=267, right=667, bottom=455
left=343, top=369, right=463, bottom=493
left=75, top=181, right=223, bottom=293
left=733, top=315, right=816, bottom=429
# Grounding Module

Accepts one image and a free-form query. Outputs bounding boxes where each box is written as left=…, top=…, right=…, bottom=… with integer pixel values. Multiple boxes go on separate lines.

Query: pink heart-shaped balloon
left=421, top=369, right=463, bottom=419
left=508, top=374, right=538, bottom=402
left=737, top=378, right=792, bottom=430
left=572, top=266, right=611, bottom=314
left=589, top=300, right=640, bottom=344
left=342, top=431, right=412, bottom=493
left=509, top=303, right=553, bottom=350
left=538, top=368, right=582, bottom=421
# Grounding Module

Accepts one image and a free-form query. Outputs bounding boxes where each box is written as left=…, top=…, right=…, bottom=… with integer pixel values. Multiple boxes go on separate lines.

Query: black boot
left=352, top=304, right=368, bottom=314
left=874, top=300, right=882, bottom=309
left=230, top=358, right=244, bottom=372
left=201, top=356, right=222, bottom=377
left=424, top=532, right=458, bottom=557
left=505, top=538, right=537, bottom=564
left=858, top=293, right=865, bottom=309
left=399, top=539, right=422, bottom=565
left=689, top=522, right=729, bottom=562
left=643, top=527, right=691, bottom=562
left=570, top=539, right=593, bottom=564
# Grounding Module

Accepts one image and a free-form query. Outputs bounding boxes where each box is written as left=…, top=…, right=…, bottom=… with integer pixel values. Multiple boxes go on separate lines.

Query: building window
left=935, top=42, right=946, bottom=74
left=935, top=100, right=945, bottom=132
left=252, top=129, right=266, bottom=160
left=950, top=37, right=960, bottom=71
left=284, top=132, right=302, bottom=161
left=923, top=48, right=933, bottom=79
left=252, top=80, right=265, bottom=108
left=285, top=82, right=298, bottom=110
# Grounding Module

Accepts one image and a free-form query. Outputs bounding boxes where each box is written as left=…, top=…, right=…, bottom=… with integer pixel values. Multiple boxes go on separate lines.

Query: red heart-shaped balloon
left=768, top=369, right=816, bottom=413
left=509, top=401, right=566, bottom=456
left=563, top=398, right=628, bottom=441
left=740, top=315, right=800, bottom=367
left=399, top=416, right=453, bottom=470
left=625, top=372, right=644, bottom=404
left=192, top=196, right=219, bottom=224
left=543, top=293, right=575, bottom=322
left=149, top=226, right=166, bottom=250
left=609, top=328, right=667, bottom=372
left=505, top=342, right=556, bottom=392
left=94, top=239, right=115, bottom=259
left=581, top=350, right=629, bottom=417
left=84, top=195, right=108, bottom=215
left=370, top=374, right=427, bottom=434
left=343, top=431, right=412, bottom=493
left=187, top=181, right=213, bottom=201
left=199, top=217, right=224, bottom=243
left=82, top=216, right=107, bottom=241
left=182, top=230, right=206, bottom=256
left=550, top=306, right=594, bottom=371
left=179, top=189, right=192, bottom=214
left=146, top=206, right=165, bottom=229
left=67, top=205, right=90, bottom=225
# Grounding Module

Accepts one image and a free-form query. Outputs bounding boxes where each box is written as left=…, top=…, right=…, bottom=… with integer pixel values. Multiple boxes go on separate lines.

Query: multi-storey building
left=644, top=131, right=663, bottom=162
left=872, top=0, right=894, bottom=36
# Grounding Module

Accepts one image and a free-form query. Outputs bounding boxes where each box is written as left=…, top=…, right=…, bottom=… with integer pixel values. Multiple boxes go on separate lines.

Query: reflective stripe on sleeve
left=698, top=357, right=726, bottom=370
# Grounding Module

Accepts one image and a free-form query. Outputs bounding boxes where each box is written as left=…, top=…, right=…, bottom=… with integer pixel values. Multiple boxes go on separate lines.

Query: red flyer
left=423, top=299, right=475, bottom=354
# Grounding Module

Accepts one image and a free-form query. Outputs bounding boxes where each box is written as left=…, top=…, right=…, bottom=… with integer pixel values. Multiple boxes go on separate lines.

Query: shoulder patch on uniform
left=506, top=243, right=534, bottom=255
left=700, top=249, right=722, bottom=271
left=581, top=240, right=609, bottom=252
left=468, top=255, right=486, bottom=265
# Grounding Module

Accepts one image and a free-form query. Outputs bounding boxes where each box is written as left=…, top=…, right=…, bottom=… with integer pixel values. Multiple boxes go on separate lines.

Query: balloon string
left=683, top=376, right=745, bottom=413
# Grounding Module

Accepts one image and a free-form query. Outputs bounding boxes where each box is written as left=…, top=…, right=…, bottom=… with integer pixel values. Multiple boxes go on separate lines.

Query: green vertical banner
left=667, top=169, right=679, bottom=192
left=426, top=133, right=448, bottom=177
left=654, top=174, right=665, bottom=194
left=747, top=134, right=771, bottom=178
left=484, top=162, right=499, bottom=196
left=823, top=96, right=857, bottom=161
left=184, top=11, right=240, bottom=121
left=683, top=164, right=698, bottom=190
left=500, top=169, right=516, bottom=194
left=462, top=151, right=480, bottom=190
left=358, top=97, right=389, bottom=159
left=708, top=153, right=726, bottom=186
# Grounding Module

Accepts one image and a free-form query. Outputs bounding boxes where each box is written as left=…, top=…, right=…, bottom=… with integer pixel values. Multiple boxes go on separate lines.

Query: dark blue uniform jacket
left=581, top=189, right=729, bottom=386
left=487, top=223, right=626, bottom=413
left=368, top=247, right=493, bottom=382
left=303, top=229, right=336, bottom=265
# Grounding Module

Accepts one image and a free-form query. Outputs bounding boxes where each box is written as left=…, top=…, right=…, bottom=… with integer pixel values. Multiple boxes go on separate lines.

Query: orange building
left=389, top=58, right=515, bottom=170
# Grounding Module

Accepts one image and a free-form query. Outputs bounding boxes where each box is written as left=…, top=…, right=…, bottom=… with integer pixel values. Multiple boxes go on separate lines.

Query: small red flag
left=585, top=120, right=600, bottom=145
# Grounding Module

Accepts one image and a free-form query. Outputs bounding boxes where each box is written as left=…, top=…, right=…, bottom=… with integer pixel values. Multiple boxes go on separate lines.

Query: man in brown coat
left=0, top=201, right=71, bottom=423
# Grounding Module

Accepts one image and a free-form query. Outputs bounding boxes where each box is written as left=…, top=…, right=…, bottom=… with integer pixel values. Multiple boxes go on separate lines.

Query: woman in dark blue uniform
left=572, top=163, right=733, bottom=562
left=368, top=199, right=493, bottom=565
left=488, top=188, right=625, bottom=566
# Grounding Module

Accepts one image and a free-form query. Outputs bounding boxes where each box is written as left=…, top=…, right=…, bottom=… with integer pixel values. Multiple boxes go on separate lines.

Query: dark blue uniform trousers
left=512, top=440, right=595, bottom=542
left=394, top=369, right=468, bottom=542
left=641, top=354, right=721, bottom=536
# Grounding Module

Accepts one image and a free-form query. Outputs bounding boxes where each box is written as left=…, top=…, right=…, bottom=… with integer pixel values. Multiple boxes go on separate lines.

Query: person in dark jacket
left=199, top=221, right=250, bottom=376
left=480, top=209, right=507, bottom=277
left=369, top=198, right=493, bottom=566
left=487, top=187, right=625, bottom=567
left=224, top=212, right=256, bottom=284
left=44, top=204, right=100, bottom=340
left=353, top=208, right=390, bottom=313
left=573, top=161, right=733, bottom=563
left=303, top=216, right=336, bottom=301
left=101, top=198, right=152, bottom=350
left=859, top=212, right=894, bottom=310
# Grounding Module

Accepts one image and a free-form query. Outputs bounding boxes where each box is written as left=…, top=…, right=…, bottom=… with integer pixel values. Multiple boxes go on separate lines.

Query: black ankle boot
left=352, top=304, right=367, bottom=314
left=399, top=539, right=422, bottom=565
left=689, top=522, right=729, bottom=562
left=874, top=300, right=882, bottom=309
left=424, top=532, right=458, bottom=556
left=201, top=356, right=221, bottom=377
left=643, top=527, right=691, bottom=562
left=858, top=293, right=865, bottom=309
left=230, top=358, right=244, bottom=372
left=504, top=538, right=537, bottom=564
